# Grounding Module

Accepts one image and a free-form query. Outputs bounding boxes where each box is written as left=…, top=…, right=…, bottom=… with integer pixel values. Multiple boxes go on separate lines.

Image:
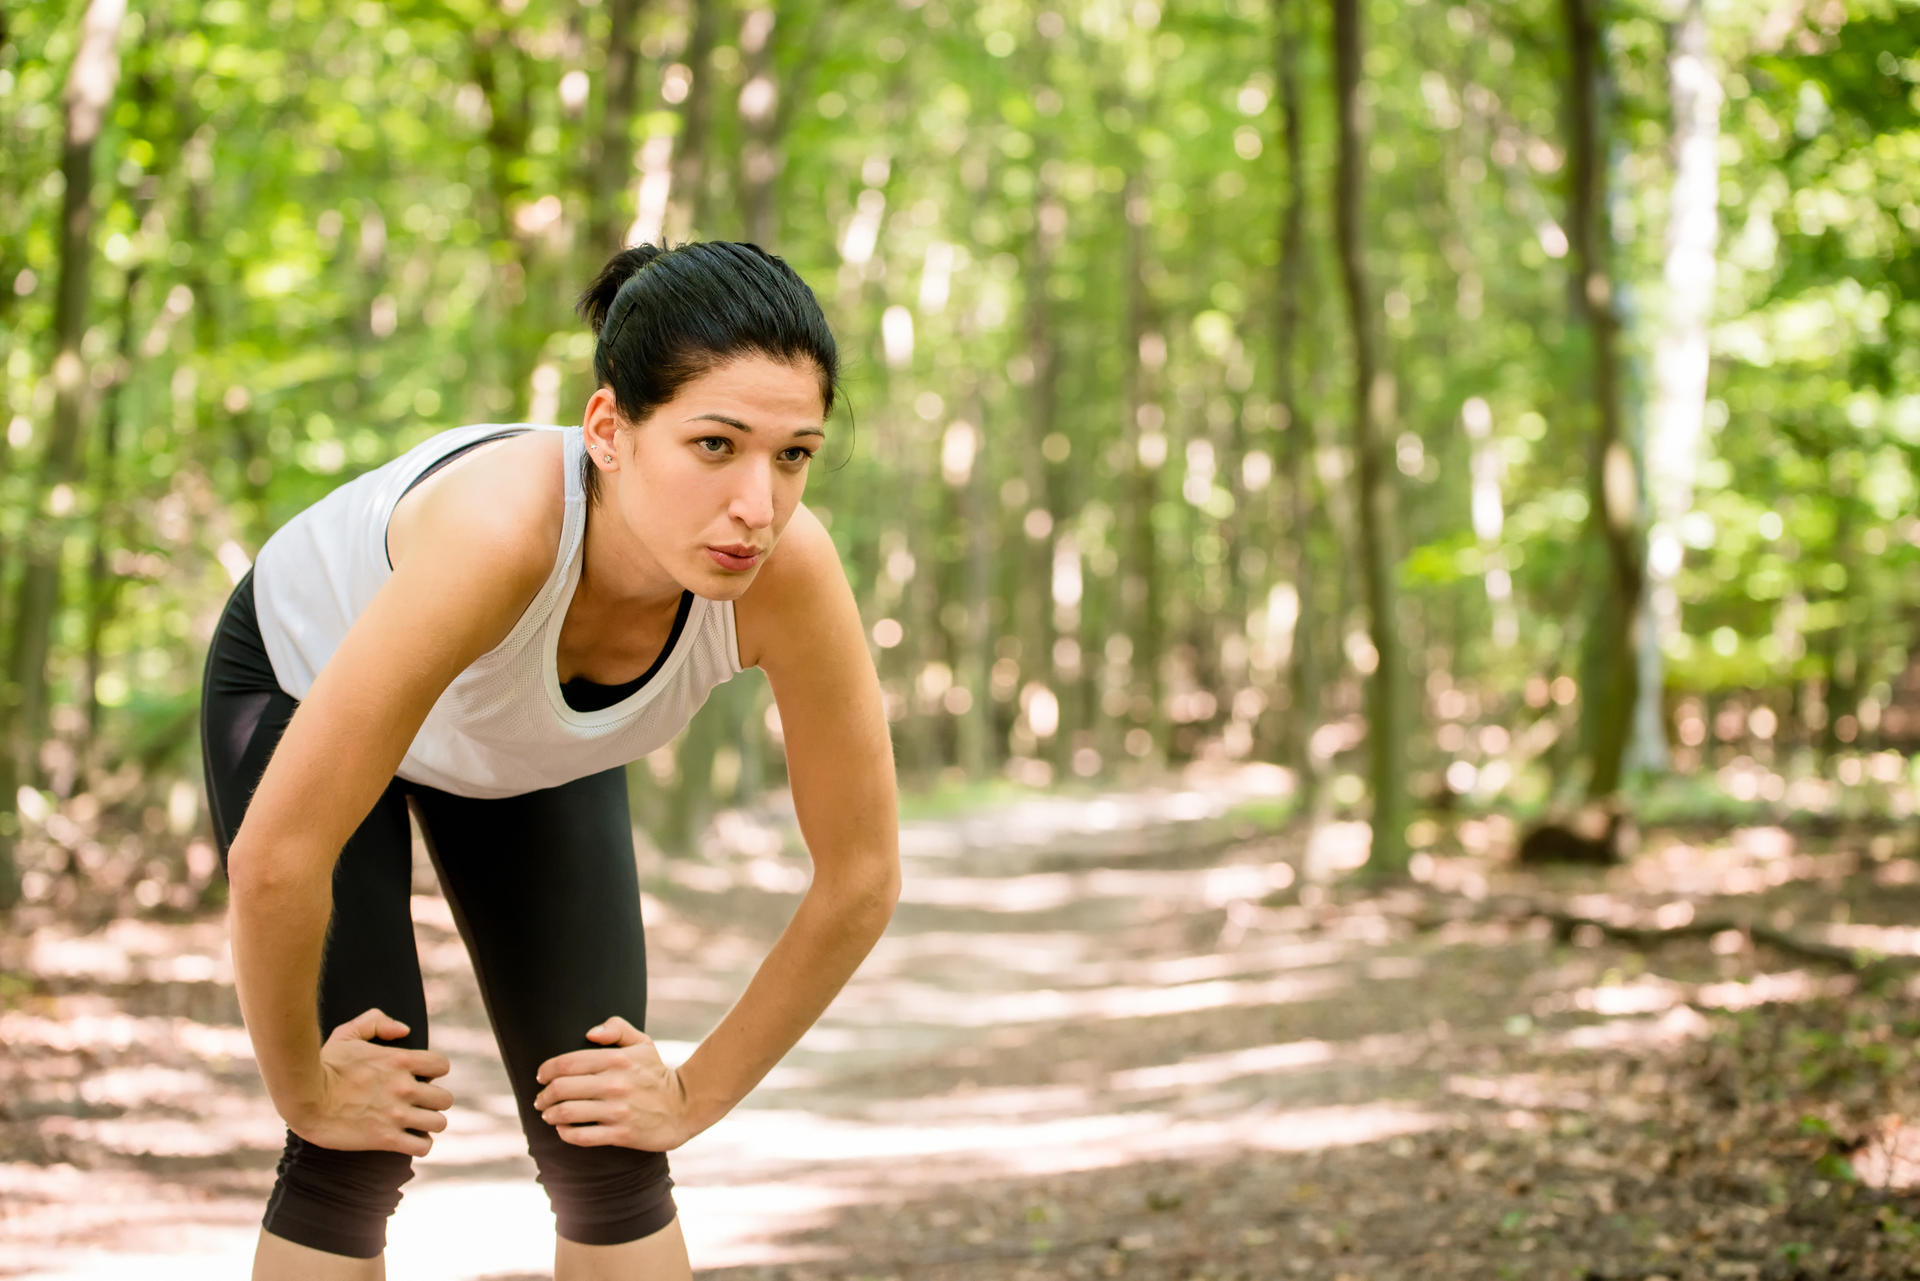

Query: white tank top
left=251, top=422, right=743, bottom=799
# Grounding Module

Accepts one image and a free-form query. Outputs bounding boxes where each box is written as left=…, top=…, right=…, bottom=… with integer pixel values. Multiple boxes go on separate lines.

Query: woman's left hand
left=533, top=1016, right=693, bottom=1151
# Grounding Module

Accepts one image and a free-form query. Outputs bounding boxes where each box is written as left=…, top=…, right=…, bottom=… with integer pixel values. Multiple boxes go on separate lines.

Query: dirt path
left=4, top=779, right=1918, bottom=1279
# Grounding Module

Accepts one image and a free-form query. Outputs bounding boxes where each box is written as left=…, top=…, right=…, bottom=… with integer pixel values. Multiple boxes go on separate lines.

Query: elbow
left=815, top=850, right=900, bottom=928
left=225, top=834, right=333, bottom=911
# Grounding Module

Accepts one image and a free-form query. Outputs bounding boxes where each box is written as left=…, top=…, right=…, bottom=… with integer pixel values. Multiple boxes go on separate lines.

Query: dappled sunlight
left=1446, top=1071, right=1593, bottom=1113
left=864, top=928, right=1348, bottom=991
left=35, top=1109, right=281, bottom=1160
left=824, top=968, right=1350, bottom=1029
left=899, top=859, right=1296, bottom=914
left=25, top=918, right=230, bottom=987
left=1813, top=922, right=1920, bottom=955
left=897, top=763, right=1291, bottom=862
left=683, top=1099, right=1448, bottom=1188
left=0, top=1010, right=252, bottom=1059
left=1694, top=968, right=1848, bottom=1010
left=1849, top=1119, right=1920, bottom=1192
left=1107, top=1031, right=1420, bottom=1092
left=1541, top=1004, right=1715, bottom=1052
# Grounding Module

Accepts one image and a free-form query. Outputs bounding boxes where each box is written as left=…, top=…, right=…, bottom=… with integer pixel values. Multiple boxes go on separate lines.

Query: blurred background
left=1, top=0, right=1916, bottom=899
left=3, top=1, right=1920, bottom=1275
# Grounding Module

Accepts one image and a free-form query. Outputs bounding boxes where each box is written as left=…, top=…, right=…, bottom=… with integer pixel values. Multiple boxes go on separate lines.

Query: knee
left=263, top=1135, right=416, bottom=1258
left=533, top=1141, right=677, bottom=1246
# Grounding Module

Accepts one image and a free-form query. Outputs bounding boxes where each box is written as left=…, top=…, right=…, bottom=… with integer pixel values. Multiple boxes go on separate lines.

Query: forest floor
left=3, top=765, right=1920, bottom=1280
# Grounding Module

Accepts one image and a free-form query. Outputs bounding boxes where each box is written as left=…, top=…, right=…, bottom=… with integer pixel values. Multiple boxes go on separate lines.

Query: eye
left=779, top=446, right=816, bottom=464
left=694, top=436, right=731, bottom=455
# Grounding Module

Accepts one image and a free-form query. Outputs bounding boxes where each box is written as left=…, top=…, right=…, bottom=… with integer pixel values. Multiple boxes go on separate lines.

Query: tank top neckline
left=539, top=426, right=707, bottom=728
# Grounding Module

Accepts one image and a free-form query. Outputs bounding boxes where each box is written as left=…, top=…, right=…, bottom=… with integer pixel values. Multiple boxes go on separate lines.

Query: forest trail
left=3, top=770, right=1918, bottom=1279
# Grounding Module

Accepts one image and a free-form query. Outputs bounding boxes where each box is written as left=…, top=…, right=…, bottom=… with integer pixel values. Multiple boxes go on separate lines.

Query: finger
left=409, top=1082, right=455, bottom=1112
left=535, top=1049, right=622, bottom=1084
left=403, top=1106, right=449, bottom=1133
left=400, top=1050, right=452, bottom=1080
left=541, top=1100, right=619, bottom=1127
left=556, top=1123, right=619, bottom=1147
left=587, top=1016, right=648, bottom=1047
left=394, top=1130, right=433, bottom=1158
left=337, top=1008, right=408, bottom=1043
left=533, top=1074, right=613, bottom=1110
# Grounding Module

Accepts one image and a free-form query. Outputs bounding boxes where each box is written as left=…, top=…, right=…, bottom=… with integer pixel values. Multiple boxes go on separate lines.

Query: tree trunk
left=1562, top=0, right=1643, bottom=799
left=0, top=0, right=127, bottom=910
left=737, top=5, right=780, bottom=245
left=81, top=259, right=143, bottom=776
left=1330, top=0, right=1409, bottom=874
left=1273, top=0, right=1319, bottom=816
left=587, top=0, right=646, bottom=257
left=1021, top=99, right=1070, bottom=773
left=473, top=27, right=545, bottom=418
left=1630, top=0, right=1721, bottom=776
left=1120, top=167, right=1168, bottom=768
left=953, top=393, right=994, bottom=782
left=666, top=0, right=720, bottom=240
left=1817, top=464, right=1858, bottom=761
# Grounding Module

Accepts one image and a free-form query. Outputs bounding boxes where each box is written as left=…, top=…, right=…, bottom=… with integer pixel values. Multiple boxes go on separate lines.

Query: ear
left=583, top=387, right=622, bottom=467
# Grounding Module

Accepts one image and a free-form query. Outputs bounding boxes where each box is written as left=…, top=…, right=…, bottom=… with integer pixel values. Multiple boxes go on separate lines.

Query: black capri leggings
left=198, top=569, right=675, bottom=1258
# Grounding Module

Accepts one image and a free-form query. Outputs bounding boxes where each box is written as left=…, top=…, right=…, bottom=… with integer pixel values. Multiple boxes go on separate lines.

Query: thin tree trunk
left=737, top=5, right=780, bottom=245
left=666, top=0, right=720, bottom=240
left=81, top=258, right=143, bottom=776
left=0, top=0, right=127, bottom=908
left=954, top=391, right=993, bottom=782
left=734, top=0, right=833, bottom=247
left=1630, top=0, right=1721, bottom=776
left=1562, top=0, right=1643, bottom=799
left=1817, top=466, right=1857, bottom=761
left=1330, top=0, right=1408, bottom=874
left=1274, top=0, right=1319, bottom=816
left=1021, top=101, right=1070, bottom=772
left=1120, top=167, right=1168, bottom=767
left=587, top=0, right=646, bottom=256
left=473, top=27, right=543, bottom=417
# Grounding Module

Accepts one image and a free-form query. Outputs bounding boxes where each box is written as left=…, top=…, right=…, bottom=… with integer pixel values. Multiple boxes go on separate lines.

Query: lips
left=707, top=544, right=763, bottom=571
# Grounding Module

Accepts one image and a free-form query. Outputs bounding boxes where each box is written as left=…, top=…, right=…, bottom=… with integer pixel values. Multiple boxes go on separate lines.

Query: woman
left=198, top=241, right=899, bottom=1280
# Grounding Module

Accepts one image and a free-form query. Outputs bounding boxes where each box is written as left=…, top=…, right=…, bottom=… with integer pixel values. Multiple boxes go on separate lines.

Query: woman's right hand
left=284, top=1008, right=453, bottom=1157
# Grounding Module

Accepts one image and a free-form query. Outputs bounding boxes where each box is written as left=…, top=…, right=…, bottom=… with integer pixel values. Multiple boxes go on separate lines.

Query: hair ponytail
left=575, top=244, right=666, bottom=336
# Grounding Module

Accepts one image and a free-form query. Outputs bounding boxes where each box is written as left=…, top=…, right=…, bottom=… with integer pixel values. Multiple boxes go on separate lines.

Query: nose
left=729, top=457, right=775, bottom=531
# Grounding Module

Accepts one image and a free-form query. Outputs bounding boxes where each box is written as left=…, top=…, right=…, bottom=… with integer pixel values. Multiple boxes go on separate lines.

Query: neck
left=578, top=496, right=685, bottom=618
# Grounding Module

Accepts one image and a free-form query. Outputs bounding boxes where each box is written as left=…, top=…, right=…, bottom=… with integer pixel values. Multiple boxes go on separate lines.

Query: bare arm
left=226, top=460, right=557, bottom=1130
left=533, top=506, right=900, bottom=1144
left=674, top=506, right=900, bottom=1130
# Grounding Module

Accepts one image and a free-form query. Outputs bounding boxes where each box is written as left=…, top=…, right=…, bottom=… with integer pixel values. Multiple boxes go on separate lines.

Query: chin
left=690, top=563, right=760, bottom=599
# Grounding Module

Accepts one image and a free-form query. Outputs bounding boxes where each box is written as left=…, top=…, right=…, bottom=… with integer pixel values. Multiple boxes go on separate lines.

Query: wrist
left=263, top=1057, right=328, bottom=1126
left=670, top=1061, right=733, bottom=1141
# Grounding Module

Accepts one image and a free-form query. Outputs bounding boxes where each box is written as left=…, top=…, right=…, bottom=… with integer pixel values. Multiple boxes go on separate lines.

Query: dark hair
left=574, top=241, right=840, bottom=505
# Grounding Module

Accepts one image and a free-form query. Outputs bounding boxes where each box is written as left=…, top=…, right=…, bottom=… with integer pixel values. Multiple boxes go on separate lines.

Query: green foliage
left=0, top=0, right=1915, bottom=889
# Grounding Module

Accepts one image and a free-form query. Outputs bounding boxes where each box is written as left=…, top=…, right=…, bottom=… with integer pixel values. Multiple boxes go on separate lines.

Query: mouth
left=706, top=544, right=764, bottom=571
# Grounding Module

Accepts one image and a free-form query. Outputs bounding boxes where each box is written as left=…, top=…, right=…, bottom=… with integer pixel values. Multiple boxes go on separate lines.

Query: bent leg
left=410, top=767, right=681, bottom=1255
left=200, top=572, right=426, bottom=1262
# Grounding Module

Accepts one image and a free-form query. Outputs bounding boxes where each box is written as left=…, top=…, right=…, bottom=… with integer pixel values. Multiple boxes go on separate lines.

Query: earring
left=604, top=453, right=614, bottom=463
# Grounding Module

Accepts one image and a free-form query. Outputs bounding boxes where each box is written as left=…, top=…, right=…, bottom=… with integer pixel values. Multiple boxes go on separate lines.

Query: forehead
left=677, top=355, right=826, bottom=421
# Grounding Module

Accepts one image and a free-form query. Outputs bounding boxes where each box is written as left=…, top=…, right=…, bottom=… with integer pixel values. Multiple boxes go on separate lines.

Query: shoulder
left=389, top=430, right=565, bottom=587
left=733, top=503, right=853, bottom=672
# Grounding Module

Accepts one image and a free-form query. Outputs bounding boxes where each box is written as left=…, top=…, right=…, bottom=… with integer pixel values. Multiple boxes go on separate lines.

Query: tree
left=1, top=0, right=127, bottom=910
left=1330, top=0, right=1409, bottom=873
left=1562, top=0, right=1643, bottom=800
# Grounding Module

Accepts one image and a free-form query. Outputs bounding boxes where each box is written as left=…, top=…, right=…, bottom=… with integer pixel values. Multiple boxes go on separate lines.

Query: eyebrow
left=684, top=413, right=826, bottom=439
